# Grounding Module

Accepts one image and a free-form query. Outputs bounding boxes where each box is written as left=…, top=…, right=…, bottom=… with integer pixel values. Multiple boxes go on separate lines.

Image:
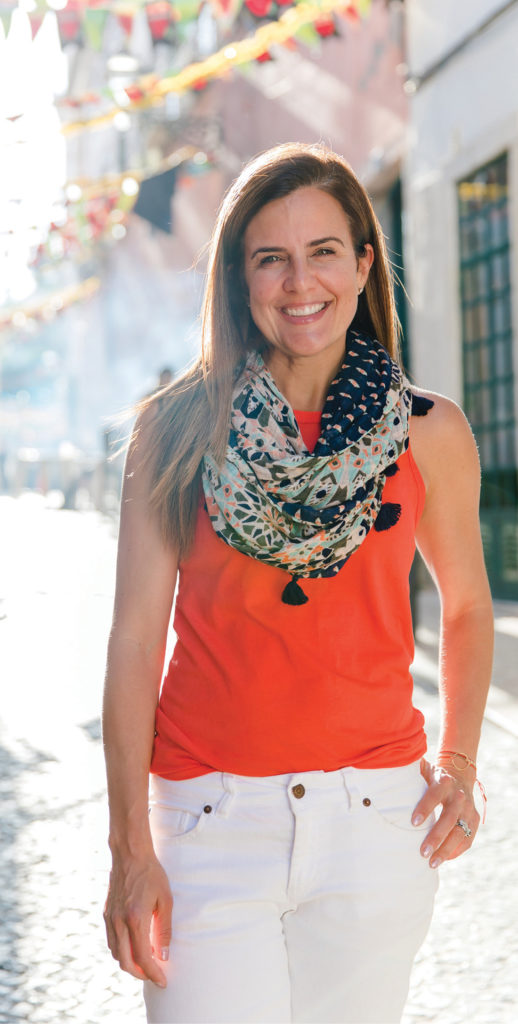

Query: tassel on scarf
left=374, top=502, right=402, bottom=532
left=282, top=575, right=309, bottom=605
left=411, top=394, right=435, bottom=416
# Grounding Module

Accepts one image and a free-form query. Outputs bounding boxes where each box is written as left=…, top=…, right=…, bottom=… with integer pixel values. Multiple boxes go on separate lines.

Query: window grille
left=458, top=153, right=518, bottom=595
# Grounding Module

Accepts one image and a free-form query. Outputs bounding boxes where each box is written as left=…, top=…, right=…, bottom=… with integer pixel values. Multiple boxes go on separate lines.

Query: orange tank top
left=151, top=412, right=427, bottom=780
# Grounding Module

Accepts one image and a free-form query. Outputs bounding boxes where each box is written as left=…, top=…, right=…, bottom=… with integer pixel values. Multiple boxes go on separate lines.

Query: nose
left=283, top=256, right=315, bottom=293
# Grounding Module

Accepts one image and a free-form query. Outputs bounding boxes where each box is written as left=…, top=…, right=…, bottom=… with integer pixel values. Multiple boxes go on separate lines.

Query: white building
left=403, top=0, right=518, bottom=598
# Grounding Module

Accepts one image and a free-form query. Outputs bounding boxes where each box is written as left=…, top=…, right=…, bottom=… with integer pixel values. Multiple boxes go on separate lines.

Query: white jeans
left=144, top=761, right=438, bottom=1024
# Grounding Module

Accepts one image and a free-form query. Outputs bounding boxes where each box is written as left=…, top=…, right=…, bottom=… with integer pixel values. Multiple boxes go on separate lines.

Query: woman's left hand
left=411, top=757, right=480, bottom=869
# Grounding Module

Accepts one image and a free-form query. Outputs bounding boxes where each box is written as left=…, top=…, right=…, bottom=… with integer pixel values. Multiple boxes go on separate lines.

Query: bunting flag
left=25, top=145, right=201, bottom=268
left=60, top=0, right=370, bottom=136
left=0, top=277, right=101, bottom=331
left=0, top=1, right=207, bottom=46
left=64, top=143, right=197, bottom=200
left=132, top=165, right=177, bottom=232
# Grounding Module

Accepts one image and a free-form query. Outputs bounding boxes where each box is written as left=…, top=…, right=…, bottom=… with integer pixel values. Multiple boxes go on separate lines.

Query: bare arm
left=410, top=395, right=494, bottom=867
left=103, top=414, right=179, bottom=985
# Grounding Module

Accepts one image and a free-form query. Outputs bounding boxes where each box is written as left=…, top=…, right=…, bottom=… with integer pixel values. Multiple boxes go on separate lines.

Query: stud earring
left=358, top=287, right=364, bottom=296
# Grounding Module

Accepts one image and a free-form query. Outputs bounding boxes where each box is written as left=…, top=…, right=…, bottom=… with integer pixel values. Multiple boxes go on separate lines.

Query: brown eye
left=259, top=254, right=282, bottom=265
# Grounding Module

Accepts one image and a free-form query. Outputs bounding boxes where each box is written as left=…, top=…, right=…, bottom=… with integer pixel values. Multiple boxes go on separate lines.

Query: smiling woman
left=102, top=143, right=493, bottom=1024
left=243, top=188, right=374, bottom=408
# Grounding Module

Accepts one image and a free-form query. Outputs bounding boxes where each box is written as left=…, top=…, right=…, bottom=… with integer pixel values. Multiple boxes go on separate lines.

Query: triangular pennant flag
left=146, top=1, right=173, bottom=41
left=133, top=166, right=177, bottom=234
left=83, top=9, right=109, bottom=52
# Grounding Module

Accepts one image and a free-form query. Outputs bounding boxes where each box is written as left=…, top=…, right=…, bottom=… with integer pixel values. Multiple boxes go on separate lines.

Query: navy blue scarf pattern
left=202, top=331, right=412, bottom=603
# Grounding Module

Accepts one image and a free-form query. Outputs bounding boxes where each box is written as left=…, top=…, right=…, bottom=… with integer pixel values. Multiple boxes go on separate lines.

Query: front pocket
left=371, top=801, right=435, bottom=833
left=360, top=767, right=436, bottom=834
left=149, top=803, right=212, bottom=844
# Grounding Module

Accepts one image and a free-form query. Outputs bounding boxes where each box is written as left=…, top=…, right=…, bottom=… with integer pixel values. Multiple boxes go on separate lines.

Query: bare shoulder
left=409, top=388, right=480, bottom=493
left=123, top=403, right=160, bottom=501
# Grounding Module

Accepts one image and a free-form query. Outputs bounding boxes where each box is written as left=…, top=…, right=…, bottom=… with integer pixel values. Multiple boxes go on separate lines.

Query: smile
left=281, top=302, right=329, bottom=317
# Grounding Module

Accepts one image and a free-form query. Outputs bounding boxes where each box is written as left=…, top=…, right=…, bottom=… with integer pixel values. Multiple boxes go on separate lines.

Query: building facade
left=403, top=0, right=518, bottom=597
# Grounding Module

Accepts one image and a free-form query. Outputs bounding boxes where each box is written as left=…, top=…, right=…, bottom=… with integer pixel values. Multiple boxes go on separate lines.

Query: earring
left=358, top=287, right=364, bottom=296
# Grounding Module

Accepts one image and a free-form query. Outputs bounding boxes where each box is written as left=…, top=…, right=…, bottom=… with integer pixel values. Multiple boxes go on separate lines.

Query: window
left=458, top=153, right=517, bottom=511
left=458, top=154, right=518, bottom=596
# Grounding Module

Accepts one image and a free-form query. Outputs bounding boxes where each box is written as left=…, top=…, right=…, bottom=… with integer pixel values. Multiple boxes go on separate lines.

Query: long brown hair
left=133, top=142, right=401, bottom=553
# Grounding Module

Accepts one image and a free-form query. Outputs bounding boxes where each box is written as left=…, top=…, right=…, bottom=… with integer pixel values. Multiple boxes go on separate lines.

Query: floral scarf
left=202, top=330, right=413, bottom=604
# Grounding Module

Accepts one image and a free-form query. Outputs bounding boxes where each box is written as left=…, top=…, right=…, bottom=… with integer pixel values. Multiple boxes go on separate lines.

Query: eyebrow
left=250, top=236, right=345, bottom=259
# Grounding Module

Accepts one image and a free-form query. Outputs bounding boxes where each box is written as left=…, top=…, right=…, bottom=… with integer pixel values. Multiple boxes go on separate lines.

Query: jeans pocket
left=366, top=767, right=435, bottom=834
left=372, top=802, right=436, bottom=833
left=149, top=803, right=212, bottom=844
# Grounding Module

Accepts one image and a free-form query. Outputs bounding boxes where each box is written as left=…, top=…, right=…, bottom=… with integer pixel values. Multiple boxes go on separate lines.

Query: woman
left=103, top=143, right=493, bottom=1024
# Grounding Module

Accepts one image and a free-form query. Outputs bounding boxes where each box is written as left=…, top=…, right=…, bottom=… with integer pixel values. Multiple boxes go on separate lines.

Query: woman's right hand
left=104, top=852, right=173, bottom=987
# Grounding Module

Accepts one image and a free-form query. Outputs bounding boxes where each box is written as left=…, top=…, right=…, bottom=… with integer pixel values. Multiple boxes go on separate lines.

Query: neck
left=264, top=347, right=346, bottom=412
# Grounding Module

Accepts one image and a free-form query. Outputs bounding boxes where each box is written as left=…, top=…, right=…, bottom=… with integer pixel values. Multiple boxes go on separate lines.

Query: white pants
left=144, top=761, right=438, bottom=1024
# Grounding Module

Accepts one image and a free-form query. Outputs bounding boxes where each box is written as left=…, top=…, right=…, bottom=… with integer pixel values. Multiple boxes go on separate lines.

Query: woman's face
left=243, top=186, right=374, bottom=371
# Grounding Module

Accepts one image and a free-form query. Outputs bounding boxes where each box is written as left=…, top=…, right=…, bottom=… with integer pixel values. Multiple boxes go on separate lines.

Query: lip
left=279, top=300, right=331, bottom=324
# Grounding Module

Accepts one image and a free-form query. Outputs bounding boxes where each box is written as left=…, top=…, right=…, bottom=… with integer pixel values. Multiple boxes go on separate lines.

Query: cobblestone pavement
left=1, top=495, right=517, bottom=1024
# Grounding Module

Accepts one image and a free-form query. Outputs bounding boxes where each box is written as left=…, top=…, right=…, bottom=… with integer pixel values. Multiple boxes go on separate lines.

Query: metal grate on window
left=458, top=153, right=517, bottom=509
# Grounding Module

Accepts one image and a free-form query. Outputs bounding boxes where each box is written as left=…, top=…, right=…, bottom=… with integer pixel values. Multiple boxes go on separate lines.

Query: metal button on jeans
left=292, top=784, right=305, bottom=799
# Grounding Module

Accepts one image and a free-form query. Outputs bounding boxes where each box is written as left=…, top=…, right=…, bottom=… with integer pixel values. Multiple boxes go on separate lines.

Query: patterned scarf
left=202, top=330, right=413, bottom=604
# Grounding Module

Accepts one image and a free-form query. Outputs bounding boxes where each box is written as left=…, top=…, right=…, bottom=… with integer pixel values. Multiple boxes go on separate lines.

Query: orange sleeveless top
left=151, top=412, right=427, bottom=780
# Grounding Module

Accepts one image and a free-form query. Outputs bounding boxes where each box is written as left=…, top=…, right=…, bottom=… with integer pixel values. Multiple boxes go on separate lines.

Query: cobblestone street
left=1, top=495, right=517, bottom=1024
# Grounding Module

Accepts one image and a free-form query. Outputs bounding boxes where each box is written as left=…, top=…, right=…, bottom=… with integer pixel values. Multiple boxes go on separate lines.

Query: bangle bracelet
left=435, top=750, right=487, bottom=824
left=436, top=749, right=477, bottom=771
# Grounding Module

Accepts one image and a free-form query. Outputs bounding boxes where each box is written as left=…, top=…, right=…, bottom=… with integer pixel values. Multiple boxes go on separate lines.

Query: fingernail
left=430, top=857, right=442, bottom=869
left=157, top=980, right=167, bottom=989
left=160, top=947, right=169, bottom=962
left=412, top=814, right=424, bottom=826
left=421, top=844, right=433, bottom=858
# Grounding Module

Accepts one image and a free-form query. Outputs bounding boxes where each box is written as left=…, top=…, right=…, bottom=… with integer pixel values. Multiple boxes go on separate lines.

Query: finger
left=431, top=813, right=480, bottom=867
left=411, top=777, right=451, bottom=826
left=418, top=794, right=465, bottom=861
left=103, top=909, right=119, bottom=961
left=151, top=893, right=173, bottom=962
left=117, top=927, right=149, bottom=982
left=412, top=763, right=472, bottom=827
left=127, top=914, right=167, bottom=987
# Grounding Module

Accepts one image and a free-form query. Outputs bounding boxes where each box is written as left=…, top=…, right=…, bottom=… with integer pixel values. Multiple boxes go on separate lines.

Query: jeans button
left=292, top=784, right=305, bottom=799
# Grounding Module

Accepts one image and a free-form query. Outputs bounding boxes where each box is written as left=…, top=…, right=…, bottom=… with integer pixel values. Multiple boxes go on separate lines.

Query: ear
left=357, top=242, right=375, bottom=291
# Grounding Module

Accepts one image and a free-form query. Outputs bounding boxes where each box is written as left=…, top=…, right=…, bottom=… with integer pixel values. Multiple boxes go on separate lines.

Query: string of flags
left=59, top=1, right=369, bottom=136
left=30, top=145, right=204, bottom=270
left=0, top=1, right=366, bottom=51
left=0, top=276, right=101, bottom=331
left=0, top=0, right=372, bottom=330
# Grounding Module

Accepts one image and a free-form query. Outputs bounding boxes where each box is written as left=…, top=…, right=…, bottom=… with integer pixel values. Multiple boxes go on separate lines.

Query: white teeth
left=283, top=302, right=326, bottom=316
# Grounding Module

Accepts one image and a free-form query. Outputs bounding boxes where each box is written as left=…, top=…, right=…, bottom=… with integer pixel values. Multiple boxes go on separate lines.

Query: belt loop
left=340, top=767, right=358, bottom=810
left=217, top=772, right=236, bottom=818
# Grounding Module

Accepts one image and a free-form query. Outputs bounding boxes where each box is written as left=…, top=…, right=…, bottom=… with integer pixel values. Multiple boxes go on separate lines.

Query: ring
left=456, top=818, right=472, bottom=839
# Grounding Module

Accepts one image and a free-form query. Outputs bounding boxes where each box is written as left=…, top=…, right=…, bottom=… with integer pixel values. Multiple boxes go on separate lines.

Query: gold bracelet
left=435, top=750, right=487, bottom=823
left=436, top=749, right=477, bottom=772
